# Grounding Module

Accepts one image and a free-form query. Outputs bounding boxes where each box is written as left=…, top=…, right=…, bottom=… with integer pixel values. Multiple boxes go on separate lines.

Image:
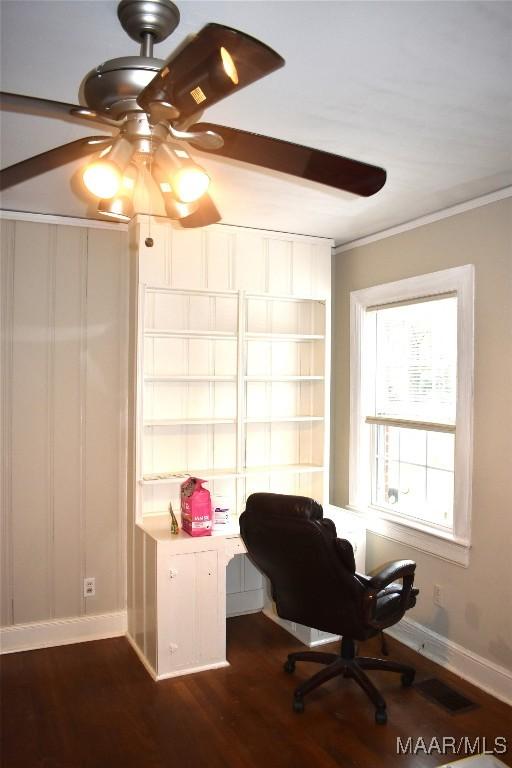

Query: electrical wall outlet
left=433, top=583, right=443, bottom=607
left=83, top=577, right=96, bottom=598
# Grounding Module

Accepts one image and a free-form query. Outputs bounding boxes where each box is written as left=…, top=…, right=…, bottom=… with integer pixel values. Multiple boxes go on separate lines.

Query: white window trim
left=349, top=265, right=474, bottom=567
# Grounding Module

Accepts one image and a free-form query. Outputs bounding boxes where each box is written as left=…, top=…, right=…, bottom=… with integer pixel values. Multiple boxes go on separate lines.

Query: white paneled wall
left=134, top=216, right=331, bottom=295
left=0, top=213, right=331, bottom=642
left=0, top=219, right=128, bottom=627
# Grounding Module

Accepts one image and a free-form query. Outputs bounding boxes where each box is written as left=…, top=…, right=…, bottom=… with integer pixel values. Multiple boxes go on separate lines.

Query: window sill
left=346, top=505, right=471, bottom=567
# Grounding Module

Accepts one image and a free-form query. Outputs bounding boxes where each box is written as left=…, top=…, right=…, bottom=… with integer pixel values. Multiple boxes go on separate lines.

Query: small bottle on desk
left=168, top=501, right=179, bottom=535
left=213, top=495, right=230, bottom=529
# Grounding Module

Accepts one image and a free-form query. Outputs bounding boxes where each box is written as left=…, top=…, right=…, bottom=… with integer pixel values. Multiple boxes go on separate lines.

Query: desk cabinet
left=158, top=548, right=225, bottom=676
left=131, top=518, right=242, bottom=680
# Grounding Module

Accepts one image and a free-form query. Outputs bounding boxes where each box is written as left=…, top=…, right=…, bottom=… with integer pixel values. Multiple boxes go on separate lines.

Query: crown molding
left=0, top=210, right=334, bottom=245
left=215, top=221, right=334, bottom=246
left=0, top=209, right=128, bottom=231
left=132, top=214, right=334, bottom=246
left=335, top=187, right=512, bottom=254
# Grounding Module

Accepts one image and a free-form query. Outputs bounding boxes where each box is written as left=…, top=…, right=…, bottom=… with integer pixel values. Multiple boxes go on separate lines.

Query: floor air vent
left=415, top=678, right=478, bottom=714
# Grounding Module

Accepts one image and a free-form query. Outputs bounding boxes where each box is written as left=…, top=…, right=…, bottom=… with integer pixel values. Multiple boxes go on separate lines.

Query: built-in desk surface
left=138, top=505, right=363, bottom=548
left=138, top=513, right=241, bottom=543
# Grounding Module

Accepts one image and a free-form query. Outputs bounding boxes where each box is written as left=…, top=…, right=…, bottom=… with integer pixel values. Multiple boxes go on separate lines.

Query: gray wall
left=1, top=219, right=128, bottom=626
left=331, top=197, right=512, bottom=672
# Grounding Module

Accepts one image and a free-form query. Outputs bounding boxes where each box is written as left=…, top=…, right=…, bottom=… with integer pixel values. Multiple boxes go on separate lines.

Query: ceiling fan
left=0, top=0, right=387, bottom=227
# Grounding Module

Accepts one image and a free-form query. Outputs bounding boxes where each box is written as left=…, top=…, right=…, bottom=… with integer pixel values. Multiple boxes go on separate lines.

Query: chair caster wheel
left=284, top=659, right=295, bottom=674
left=375, top=708, right=387, bottom=725
left=293, top=697, right=304, bottom=713
left=401, top=671, right=415, bottom=687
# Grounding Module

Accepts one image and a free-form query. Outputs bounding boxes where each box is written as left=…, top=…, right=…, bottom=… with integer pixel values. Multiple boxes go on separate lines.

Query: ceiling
left=1, top=1, right=511, bottom=245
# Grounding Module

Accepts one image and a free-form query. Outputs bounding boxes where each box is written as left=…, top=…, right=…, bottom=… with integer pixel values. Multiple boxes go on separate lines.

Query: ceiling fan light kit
left=160, top=186, right=200, bottom=220
left=82, top=136, right=135, bottom=198
left=154, top=142, right=210, bottom=203
left=96, top=163, right=138, bottom=221
left=98, top=194, right=135, bottom=222
left=0, top=0, right=387, bottom=227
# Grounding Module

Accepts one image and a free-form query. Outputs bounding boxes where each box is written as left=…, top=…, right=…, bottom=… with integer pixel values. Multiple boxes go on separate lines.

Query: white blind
left=369, top=295, right=457, bottom=425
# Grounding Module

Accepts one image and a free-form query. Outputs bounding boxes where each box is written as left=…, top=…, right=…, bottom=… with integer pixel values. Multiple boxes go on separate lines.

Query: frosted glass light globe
left=83, top=161, right=121, bottom=199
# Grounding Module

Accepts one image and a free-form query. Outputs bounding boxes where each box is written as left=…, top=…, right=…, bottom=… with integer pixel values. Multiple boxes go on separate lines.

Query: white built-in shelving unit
left=137, top=286, right=328, bottom=522
left=127, top=217, right=336, bottom=678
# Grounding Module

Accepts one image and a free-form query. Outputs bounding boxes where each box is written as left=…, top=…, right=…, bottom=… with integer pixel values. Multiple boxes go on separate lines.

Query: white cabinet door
left=157, top=549, right=224, bottom=677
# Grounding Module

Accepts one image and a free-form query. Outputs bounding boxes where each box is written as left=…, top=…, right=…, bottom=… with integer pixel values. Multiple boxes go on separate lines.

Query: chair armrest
left=363, top=560, right=416, bottom=630
left=367, top=560, right=416, bottom=591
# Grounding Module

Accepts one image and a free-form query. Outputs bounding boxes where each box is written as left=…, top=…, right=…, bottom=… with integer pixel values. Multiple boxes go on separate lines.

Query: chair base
left=284, top=636, right=415, bottom=725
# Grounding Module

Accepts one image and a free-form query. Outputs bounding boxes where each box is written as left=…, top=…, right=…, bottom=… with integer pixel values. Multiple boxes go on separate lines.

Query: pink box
left=180, top=477, right=213, bottom=537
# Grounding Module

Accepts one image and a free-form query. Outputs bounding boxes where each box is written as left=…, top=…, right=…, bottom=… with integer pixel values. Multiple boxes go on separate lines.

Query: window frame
left=349, top=265, right=474, bottom=566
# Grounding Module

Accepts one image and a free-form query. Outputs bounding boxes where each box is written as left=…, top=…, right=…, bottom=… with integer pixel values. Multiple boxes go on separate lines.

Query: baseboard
left=386, top=616, right=512, bottom=706
left=155, top=660, right=230, bottom=681
left=227, top=606, right=264, bottom=618
left=125, top=631, right=157, bottom=680
left=309, top=634, right=341, bottom=647
left=262, top=606, right=339, bottom=647
left=0, top=610, right=127, bottom=654
left=125, top=631, right=230, bottom=681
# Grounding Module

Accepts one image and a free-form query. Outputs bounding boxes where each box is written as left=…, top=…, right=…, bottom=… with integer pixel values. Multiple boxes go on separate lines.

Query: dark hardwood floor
left=1, top=612, right=511, bottom=768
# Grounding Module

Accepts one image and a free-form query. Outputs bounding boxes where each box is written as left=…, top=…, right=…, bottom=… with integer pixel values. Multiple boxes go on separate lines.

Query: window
left=349, top=266, right=474, bottom=566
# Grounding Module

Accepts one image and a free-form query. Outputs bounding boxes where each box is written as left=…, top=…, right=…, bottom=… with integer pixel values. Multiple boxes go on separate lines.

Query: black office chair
left=239, top=492, right=419, bottom=724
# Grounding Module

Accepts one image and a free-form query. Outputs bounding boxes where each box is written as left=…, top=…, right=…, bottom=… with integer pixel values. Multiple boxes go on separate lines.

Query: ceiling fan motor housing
left=83, top=1, right=180, bottom=118
left=83, top=55, right=165, bottom=118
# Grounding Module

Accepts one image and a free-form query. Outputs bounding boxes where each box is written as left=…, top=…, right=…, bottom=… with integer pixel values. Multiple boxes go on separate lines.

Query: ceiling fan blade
left=179, top=194, right=221, bottom=228
left=0, top=92, right=123, bottom=129
left=137, top=24, right=284, bottom=121
left=0, top=136, right=111, bottom=191
left=191, top=123, right=387, bottom=198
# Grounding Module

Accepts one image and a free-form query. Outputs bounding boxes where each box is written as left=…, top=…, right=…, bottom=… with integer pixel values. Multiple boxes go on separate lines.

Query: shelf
left=145, top=375, right=236, bottom=383
left=245, top=332, right=324, bottom=341
left=141, top=464, right=324, bottom=484
left=244, top=375, right=324, bottom=382
left=246, top=293, right=326, bottom=303
left=144, top=417, right=236, bottom=427
left=245, top=416, right=324, bottom=424
left=243, top=463, right=324, bottom=477
left=146, top=287, right=237, bottom=298
left=141, top=468, right=238, bottom=484
left=145, top=329, right=237, bottom=339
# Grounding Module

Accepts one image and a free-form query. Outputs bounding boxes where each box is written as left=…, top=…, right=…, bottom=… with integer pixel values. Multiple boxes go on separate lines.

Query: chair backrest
left=239, top=492, right=367, bottom=638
